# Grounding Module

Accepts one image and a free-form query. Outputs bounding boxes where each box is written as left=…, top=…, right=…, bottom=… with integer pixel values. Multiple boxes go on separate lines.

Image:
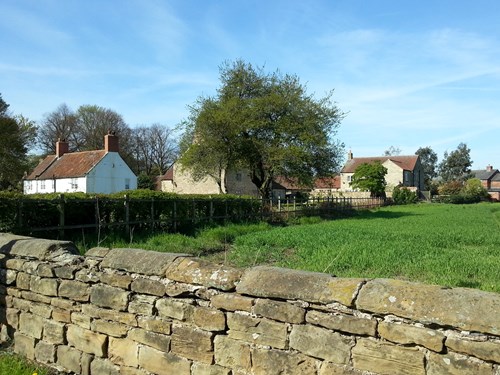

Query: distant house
left=23, top=133, right=137, bottom=195
left=472, top=165, right=500, bottom=201
left=340, top=151, right=425, bottom=193
left=311, top=176, right=341, bottom=196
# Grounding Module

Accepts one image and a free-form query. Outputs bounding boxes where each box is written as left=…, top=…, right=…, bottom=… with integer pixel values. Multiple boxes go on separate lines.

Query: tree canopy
left=350, top=161, right=388, bottom=197
left=180, top=60, right=345, bottom=197
left=415, top=146, right=438, bottom=190
left=438, top=143, right=472, bottom=183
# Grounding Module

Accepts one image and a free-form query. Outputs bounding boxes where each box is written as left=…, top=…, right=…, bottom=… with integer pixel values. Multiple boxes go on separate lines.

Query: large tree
left=415, top=146, right=438, bottom=190
left=438, top=143, right=472, bottom=183
left=350, top=161, right=388, bottom=197
left=180, top=60, right=345, bottom=197
left=37, top=103, right=78, bottom=154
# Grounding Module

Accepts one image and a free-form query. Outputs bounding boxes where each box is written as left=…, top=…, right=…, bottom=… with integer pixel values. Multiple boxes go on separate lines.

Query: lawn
left=79, top=203, right=500, bottom=293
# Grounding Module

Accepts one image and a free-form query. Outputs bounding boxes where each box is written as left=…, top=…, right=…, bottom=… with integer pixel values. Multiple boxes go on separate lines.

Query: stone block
left=90, top=284, right=130, bottom=311
left=228, top=312, right=288, bottom=349
left=35, top=341, right=56, bottom=363
left=352, top=338, right=425, bottom=375
left=0, top=268, right=17, bottom=285
left=36, top=263, right=55, bottom=277
left=75, top=268, right=100, bottom=283
left=138, top=345, right=191, bottom=375
left=289, top=324, right=353, bottom=364
left=109, top=336, right=139, bottom=367
left=99, top=271, right=132, bottom=289
left=71, top=311, right=92, bottom=329
left=128, top=327, right=171, bottom=351
left=57, top=345, right=82, bottom=374
left=191, top=362, right=231, bottom=375
left=378, top=321, right=444, bottom=352
left=193, top=306, right=226, bottom=331
left=306, top=310, right=377, bottom=336
left=320, top=362, right=365, bottom=375
left=357, top=279, right=500, bottom=336
left=14, top=331, right=36, bottom=360
left=51, top=297, right=77, bottom=310
left=85, top=246, right=111, bottom=257
left=156, top=298, right=194, bottom=321
left=254, top=299, right=305, bottom=323
left=16, top=272, right=31, bottom=290
left=30, top=301, right=52, bottom=318
left=446, top=335, right=500, bottom=363
left=211, top=293, right=254, bottom=312
left=30, top=276, right=58, bottom=296
left=131, top=277, right=166, bottom=296
left=82, top=304, right=137, bottom=326
left=54, top=265, right=78, bottom=279
left=5, top=258, right=26, bottom=271
left=251, top=347, right=317, bottom=375
left=90, top=358, right=120, bottom=375
left=128, top=294, right=157, bottom=315
left=120, top=367, right=149, bottom=375
left=166, top=257, right=241, bottom=291
left=52, top=308, right=72, bottom=323
left=21, top=290, right=52, bottom=305
left=6, top=307, right=19, bottom=329
left=13, top=297, right=31, bottom=311
left=58, top=280, right=90, bottom=302
left=137, top=316, right=171, bottom=335
left=0, top=235, right=79, bottom=261
left=67, top=324, right=107, bottom=356
left=43, top=319, right=65, bottom=344
left=19, top=312, right=44, bottom=339
left=92, top=319, right=129, bottom=337
left=427, top=351, right=493, bottom=375
left=214, top=335, right=251, bottom=370
left=100, top=248, right=183, bottom=276
left=237, top=266, right=364, bottom=306
left=171, top=324, right=214, bottom=363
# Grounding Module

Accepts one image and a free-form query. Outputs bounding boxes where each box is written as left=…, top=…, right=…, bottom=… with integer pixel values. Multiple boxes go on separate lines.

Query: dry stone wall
left=0, top=233, right=499, bottom=375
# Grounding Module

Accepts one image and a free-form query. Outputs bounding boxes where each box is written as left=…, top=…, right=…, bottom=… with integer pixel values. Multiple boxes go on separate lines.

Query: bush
left=436, top=178, right=489, bottom=204
left=392, top=186, right=418, bottom=205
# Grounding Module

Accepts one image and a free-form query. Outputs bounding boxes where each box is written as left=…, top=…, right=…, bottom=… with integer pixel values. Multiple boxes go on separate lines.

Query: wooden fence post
left=58, top=194, right=65, bottom=238
left=173, top=200, right=177, bottom=232
left=124, top=194, right=130, bottom=236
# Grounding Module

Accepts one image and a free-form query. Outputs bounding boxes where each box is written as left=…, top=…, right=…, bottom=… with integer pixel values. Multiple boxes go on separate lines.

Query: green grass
left=0, top=351, right=54, bottom=375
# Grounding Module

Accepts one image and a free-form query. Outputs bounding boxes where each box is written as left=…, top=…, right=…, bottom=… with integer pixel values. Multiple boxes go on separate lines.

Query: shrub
left=392, top=186, right=418, bottom=205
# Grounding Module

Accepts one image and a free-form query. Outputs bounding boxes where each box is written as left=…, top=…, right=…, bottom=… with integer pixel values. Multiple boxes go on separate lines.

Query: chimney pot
left=486, top=165, right=493, bottom=172
left=347, top=150, right=353, bottom=160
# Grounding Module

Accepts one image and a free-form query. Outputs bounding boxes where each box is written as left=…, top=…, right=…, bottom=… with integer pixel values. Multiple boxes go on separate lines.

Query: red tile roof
left=26, top=150, right=107, bottom=180
left=160, top=165, right=174, bottom=181
left=314, top=176, right=341, bottom=189
left=341, top=155, right=419, bottom=173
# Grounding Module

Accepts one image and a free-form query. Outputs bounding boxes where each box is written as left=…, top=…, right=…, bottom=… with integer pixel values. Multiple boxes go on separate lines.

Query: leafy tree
left=415, top=146, right=438, bottom=190
left=438, top=180, right=463, bottom=195
left=384, top=146, right=401, bottom=156
left=180, top=60, right=345, bottom=197
left=0, top=94, right=9, bottom=116
left=392, top=186, right=418, bottom=204
left=438, top=143, right=472, bottom=182
left=350, top=161, right=388, bottom=197
left=462, top=178, right=489, bottom=199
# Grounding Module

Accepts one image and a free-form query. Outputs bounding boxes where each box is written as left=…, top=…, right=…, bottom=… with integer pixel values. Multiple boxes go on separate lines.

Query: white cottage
left=23, top=133, right=137, bottom=194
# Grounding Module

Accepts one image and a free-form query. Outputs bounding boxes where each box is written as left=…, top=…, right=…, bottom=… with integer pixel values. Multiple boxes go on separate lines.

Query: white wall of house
left=23, top=177, right=87, bottom=194
left=86, top=153, right=137, bottom=194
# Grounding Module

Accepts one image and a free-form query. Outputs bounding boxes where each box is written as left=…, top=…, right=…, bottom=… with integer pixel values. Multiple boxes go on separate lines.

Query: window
left=40, top=180, right=45, bottom=190
left=347, top=175, right=352, bottom=182
left=125, top=178, right=130, bottom=190
left=404, top=171, right=411, bottom=184
left=71, top=178, right=78, bottom=190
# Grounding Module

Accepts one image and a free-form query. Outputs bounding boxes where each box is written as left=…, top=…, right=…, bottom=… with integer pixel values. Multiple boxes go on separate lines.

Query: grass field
left=0, top=351, right=53, bottom=375
left=80, top=202, right=500, bottom=293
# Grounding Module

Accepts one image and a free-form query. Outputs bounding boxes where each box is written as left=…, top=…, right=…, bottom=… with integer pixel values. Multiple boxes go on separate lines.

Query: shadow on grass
left=352, top=209, right=418, bottom=220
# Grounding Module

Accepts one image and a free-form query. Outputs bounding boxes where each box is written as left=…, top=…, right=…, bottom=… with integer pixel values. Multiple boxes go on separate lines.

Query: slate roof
left=341, top=155, right=419, bottom=173
left=26, top=150, right=107, bottom=180
left=472, top=169, right=499, bottom=181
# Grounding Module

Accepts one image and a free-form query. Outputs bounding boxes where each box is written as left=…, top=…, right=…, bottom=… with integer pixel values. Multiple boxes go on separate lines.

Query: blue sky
left=1, top=0, right=499, bottom=169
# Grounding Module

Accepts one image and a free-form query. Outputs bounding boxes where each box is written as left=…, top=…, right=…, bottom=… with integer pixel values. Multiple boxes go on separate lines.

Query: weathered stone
left=43, top=319, right=65, bottom=344
left=165, top=282, right=196, bottom=297
left=92, top=319, right=129, bottom=337
left=166, top=257, right=241, bottom=291
left=306, top=310, right=377, bottom=336
left=67, top=324, right=107, bottom=356
left=6, top=287, right=21, bottom=298
left=51, top=297, right=77, bottom=310
left=56, top=345, right=82, bottom=373
left=109, top=337, right=139, bottom=367
left=228, top=312, right=288, bottom=349
left=30, top=301, right=52, bottom=318
left=59, top=280, right=90, bottom=302
left=446, top=335, right=500, bottom=363
left=254, top=298, right=305, bottom=323
left=357, top=279, right=500, bottom=336
left=320, top=362, right=365, bottom=375
left=171, top=325, right=214, bottom=363
left=82, top=304, right=137, bottom=326
left=81, top=352, right=93, bottom=375
left=352, top=338, right=425, bottom=375
left=237, top=266, right=364, bottom=306
left=21, top=290, right=52, bottom=305
left=99, top=272, right=132, bottom=289
left=193, top=306, right=226, bottom=331
left=85, top=246, right=111, bottom=258
left=54, top=265, right=78, bottom=279
left=214, top=335, right=251, bottom=370
left=12, top=296, right=31, bottom=311
left=137, top=316, right=171, bottom=335
left=6, top=307, right=19, bottom=329
left=138, top=345, right=191, bottom=375
left=120, top=367, right=149, bottom=375
left=52, top=307, right=72, bottom=323
left=378, top=321, right=444, bottom=352
left=16, top=272, right=31, bottom=289
left=100, top=248, right=184, bottom=276
left=0, top=268, right=17, bottom=284
left=14, top=331, right=35, bottom=360
left=75, top=268, right=100, bottom=283
left=156, top=298, right=194, bottom=321
left=5, top=258, right=26, bottom=271
left=0, top=234, right=79, bottom=262
left=131, top=277, right=166, bottom=296
left=427, top=351, right=493, bottom=375
left=128, top=293, right=157, bottom=315
left=71, top=311, right=92, bottom=329
left=90, top=358, right=120, bottom=375
left=211, top=293, right=254, bottom=312
left=19, top=312, right=44, bottom=339
left=191, top=362, right=231, bottom=375
left=290, top=324, right=353, bottom=364
left=128, top=327, right=171, bottom=351
left=90, top=284, right=129, bottom=311
left=30, top=276, right=58, bottom=296
left=251, top=347, right=317, bottom=375
left=36, top=263, right=55, bottom=277
left=35, top=341, right=56, bottom=363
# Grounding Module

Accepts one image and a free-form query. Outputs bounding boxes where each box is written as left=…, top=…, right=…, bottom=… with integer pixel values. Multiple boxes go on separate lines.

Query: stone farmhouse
left=23, top=133, right=137, bottom=195
left=340, top=152, right=425, bottom=194
left=472, top=165, right=500, bottom=201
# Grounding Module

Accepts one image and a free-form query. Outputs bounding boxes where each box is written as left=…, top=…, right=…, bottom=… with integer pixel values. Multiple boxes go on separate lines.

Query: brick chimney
left=56, top=139, right=69, bottom=158
left=347, top=150, right=353, bottom=160
left=105, top=131, right=119, bottom=153
left=486, top=165, right=493, bottom=172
